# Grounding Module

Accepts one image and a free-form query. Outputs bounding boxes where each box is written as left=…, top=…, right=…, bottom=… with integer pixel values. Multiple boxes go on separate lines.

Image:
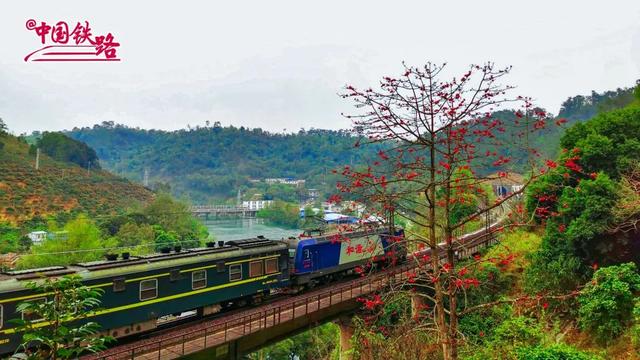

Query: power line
left=23, top=238, right=213, bottom=257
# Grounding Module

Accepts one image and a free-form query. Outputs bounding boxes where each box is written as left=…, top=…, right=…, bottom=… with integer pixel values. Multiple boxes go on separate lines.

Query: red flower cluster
left=357, top=294, right=384, bottom=310
left=564, top=157, right=582, bottom=172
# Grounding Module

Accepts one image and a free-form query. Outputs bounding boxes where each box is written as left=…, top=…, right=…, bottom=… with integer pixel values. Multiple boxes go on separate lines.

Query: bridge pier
left=336, top=315, right=355, bottom=360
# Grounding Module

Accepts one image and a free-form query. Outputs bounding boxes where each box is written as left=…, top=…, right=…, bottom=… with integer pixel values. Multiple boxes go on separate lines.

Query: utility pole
left=237, top=189, right=242, bottom=207
left=143, top=168, right=149, bottom=187
left=35, top=148, right=40, bottom=170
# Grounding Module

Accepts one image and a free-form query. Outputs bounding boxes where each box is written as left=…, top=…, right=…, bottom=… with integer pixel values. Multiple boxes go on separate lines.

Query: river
left=202, top=218, right=300, bottom=242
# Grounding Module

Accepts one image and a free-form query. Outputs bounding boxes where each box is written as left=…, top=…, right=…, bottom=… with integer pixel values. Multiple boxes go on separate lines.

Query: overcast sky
left=1, top=1, right=640, bottom=134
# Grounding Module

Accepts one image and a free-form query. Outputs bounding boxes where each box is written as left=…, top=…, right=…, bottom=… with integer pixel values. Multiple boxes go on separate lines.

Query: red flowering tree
left=335, top=62, right=557, bottom=359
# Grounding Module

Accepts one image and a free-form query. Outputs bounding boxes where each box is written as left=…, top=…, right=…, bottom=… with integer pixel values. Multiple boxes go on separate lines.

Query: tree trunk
left=428, top=134, right=450, bottom=359
left=445, top=127, right=458, bottom=360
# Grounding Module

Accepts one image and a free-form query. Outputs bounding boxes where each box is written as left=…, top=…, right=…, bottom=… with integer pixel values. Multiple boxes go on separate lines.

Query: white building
left=264, top=178, right=306, bottom=187
left=308, top=188, right=320, bottom=200
left=27, top=231, right=47, bottom=246
left=242, top=200, right=274, bottom=211
left=322, top=202, right=339, bottom=213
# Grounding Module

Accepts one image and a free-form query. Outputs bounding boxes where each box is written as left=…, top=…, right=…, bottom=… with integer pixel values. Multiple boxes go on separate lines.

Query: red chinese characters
left=24, top=19, right=121, bottom=62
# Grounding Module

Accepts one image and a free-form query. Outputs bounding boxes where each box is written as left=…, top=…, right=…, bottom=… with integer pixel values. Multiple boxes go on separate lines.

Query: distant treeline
left=65, top=82, right=639, bottom=203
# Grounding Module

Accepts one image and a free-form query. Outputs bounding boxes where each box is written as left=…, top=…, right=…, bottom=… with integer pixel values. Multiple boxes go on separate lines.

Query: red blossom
left=464, top=278, right=480, bottom=288
left=555, top=118, right=568, bottom=126
left=406, top=171, right=419, bottom=180
left=564, top=158, right=582, bottom=172
left=327, top=194, right=342, bottom=204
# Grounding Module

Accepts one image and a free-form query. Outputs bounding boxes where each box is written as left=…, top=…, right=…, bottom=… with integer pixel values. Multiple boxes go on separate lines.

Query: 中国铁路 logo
left=24, top=19, right=121, bottom=62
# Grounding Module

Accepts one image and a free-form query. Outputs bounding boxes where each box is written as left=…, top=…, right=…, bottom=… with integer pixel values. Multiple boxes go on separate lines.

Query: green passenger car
left=0, top=238, right=290, bottom=355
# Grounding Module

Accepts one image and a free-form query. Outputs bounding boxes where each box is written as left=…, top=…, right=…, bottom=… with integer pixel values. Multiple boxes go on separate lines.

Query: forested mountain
left=68, top=125, right=374, bottom=202
left=0, top=130, right=152, bottom=224
left=66, top=82, right=639, bottom=203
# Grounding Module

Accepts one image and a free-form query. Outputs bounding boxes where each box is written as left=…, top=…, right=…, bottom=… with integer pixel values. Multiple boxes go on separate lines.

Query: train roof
left=0, top=238, right=287, bottom=294
left=285, top=226, right=396, bottom=247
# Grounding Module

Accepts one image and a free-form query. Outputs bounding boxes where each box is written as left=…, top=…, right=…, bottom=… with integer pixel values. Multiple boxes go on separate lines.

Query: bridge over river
left=190, top=205, right=257, bottom=219
left=82, top=223, right=499, bottom=360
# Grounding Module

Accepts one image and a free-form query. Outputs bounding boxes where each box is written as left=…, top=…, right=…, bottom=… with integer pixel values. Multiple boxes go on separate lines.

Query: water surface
left=203, top=218, right=300, bottom=242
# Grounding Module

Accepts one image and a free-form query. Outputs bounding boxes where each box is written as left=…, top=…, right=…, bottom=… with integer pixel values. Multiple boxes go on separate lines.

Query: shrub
left=493, top=316, right=543, bottom=347
left=577, top=262, right=640, bottom=343
left=458, top=306, right=509, bottom=345
left=630, top=299, right=640, bottom=352
left=516, top=344, right=600, bottom=360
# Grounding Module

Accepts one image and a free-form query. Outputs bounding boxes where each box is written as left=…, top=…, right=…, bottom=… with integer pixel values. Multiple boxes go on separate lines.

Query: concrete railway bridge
left=82, top=226, right=499, bottom=360
left=190, top=205, right=257, bottom=219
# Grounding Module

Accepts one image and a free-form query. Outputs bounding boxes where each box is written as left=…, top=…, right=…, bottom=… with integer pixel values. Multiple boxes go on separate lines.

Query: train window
left=21, top=298, right=46, bottom=322
left=113, top=277, right=126, bottom=293
left=216, top=261, right=225, bottom=273
left=192, top=270, right=207, bottom=290
left=265, top=258, right=279, bottom=274
left=249, top=261, right=263, bottom=278
left=139, top=279, right=158, bottom=301
left=229, top=264, right=242, bottom=282
left=170, top=269, right=181, bottom=282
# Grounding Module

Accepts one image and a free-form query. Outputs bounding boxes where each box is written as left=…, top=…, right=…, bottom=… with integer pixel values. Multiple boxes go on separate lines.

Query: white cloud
left=1, top=0, right=639, bottom=134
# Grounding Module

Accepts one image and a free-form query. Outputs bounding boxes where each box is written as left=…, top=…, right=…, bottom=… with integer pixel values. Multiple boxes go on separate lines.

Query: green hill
left=65, top=82, right=639, bottom=203
left=0, top=133, right=153, bottom=224
left=67, top=125, right=374, bottom=202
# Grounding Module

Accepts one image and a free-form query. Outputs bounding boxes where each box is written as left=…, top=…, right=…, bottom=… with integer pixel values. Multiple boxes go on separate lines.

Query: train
left=0, top=226, right=405, bottom=355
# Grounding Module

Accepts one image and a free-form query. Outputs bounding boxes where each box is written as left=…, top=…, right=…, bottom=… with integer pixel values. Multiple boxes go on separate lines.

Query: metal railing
left=85, top=226, right=499, bottom=360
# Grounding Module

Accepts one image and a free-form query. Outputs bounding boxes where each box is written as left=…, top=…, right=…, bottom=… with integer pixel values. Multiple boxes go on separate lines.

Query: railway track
left=83, top=219, right=504, bottom=360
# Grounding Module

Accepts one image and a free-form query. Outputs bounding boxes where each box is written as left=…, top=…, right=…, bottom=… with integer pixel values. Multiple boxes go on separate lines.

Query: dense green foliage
left=17, top=195, right=210, bottom=268
left=68, top=123, right=370, bottom=202
left=0, top=222, right=31, bottom=253
left=632, top=300, right=640, bottom=351
left=35, top=132, right=100, bottom=169
left=515, top=344, right=601, bottom=360
left=12, top=275, right=113, bottom=359
left=244, top=182, right=307, bottom=203
left=141, top=193, right=209, bottom=248
left=525, top=104, right=640, bottom=294
left=578, top=263, right=640, bottom=343
left=256, top=200, right=301, bottom=229
left=18, top=215, right=116, bottom=268
left=247, top=323, right=339, bottom=360
left=525, top=174, right=619, bottom=293
left=560, top=106, right=640, bottom=179
left=558, top=84, right=640, bottom=121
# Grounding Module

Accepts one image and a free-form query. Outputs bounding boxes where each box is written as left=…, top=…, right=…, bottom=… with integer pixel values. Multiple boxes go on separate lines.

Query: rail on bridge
left=190, top=205, right=258, bottom=219
left=83, top=229, right=499, bottom=360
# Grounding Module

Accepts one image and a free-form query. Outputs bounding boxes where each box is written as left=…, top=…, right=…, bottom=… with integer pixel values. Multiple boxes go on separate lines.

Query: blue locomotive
left=0, top=227, right=405, bottom=356
left=287, top=227, right=406, bottom=288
